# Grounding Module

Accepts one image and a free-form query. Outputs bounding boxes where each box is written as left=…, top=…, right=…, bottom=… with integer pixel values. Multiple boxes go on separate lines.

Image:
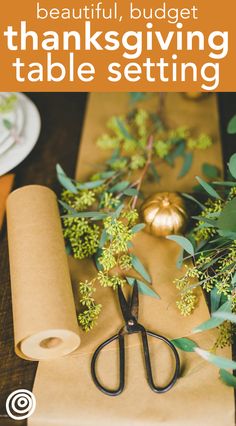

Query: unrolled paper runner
left=30, top=94, right=234, bottom=426
left=7, top=185, right=80, bottom=360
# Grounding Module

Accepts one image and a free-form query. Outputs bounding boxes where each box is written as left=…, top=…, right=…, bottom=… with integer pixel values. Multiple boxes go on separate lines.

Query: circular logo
left=6, top=389, right=36, bottom=420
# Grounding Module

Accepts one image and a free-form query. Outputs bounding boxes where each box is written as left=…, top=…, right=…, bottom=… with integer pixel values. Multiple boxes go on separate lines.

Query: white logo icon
left=6, top=389, right=36, bottom=420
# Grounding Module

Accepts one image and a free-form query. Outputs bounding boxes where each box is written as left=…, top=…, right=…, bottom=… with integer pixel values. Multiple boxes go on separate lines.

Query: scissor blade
left=130, top=280, right=139, bottom=321
left=118, top=285, right=130, bottom=323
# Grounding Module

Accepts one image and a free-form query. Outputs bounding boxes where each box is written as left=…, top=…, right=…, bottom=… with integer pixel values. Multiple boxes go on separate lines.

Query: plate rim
left=0, top=93, right=41, bottom=176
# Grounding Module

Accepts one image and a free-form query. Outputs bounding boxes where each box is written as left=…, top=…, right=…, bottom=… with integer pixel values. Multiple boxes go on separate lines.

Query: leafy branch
left=57, top=106, right=215, bottom=331
left=167, top=115, right=236, bottom=387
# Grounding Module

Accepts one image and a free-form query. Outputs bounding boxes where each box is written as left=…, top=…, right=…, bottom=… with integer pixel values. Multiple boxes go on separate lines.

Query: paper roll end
left=17, top=329, right=81, bottom=361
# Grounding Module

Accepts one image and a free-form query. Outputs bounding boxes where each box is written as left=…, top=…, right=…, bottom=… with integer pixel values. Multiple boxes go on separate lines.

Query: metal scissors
left=91, top=281, right=180, bottom=396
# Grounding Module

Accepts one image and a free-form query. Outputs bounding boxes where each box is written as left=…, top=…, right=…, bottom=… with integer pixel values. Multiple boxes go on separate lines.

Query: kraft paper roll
left=7, top=185, right=81, bottom=360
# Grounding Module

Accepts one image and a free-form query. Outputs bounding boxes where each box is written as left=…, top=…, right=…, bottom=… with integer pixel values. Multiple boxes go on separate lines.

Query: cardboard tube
left=7, top=185, right=81, bottom=360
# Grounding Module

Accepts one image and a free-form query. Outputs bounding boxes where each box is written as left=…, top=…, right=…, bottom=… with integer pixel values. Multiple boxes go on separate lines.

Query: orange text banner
left=0, top=0, right=235, bottom=91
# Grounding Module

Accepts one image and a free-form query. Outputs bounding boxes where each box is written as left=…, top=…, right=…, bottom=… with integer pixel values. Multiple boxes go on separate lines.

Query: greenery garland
left=58, top=107, right=214, bottom=331
left=173, top=174, right=236, bottom=348
left=167, top=114, right=236, bottom=387
left=57, top=101, right=236, bottom=387
left=172, top=116, right=236, bottom=348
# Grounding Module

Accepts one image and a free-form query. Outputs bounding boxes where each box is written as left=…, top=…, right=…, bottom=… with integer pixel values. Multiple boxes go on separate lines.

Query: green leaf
left=178, top=152, right=193, bottom=178
left=192, top=184, right=205, bottom=193
left=227, top=115, right=236, bottom=134
left=208, top=236, right=226, bottom=244
left=165, top=142, right=185, bottom=167
left=218, top=229, right=236, bottom=239
left=65, top=244, right=72, bottom=256
left=212, top=181, right=236, bottom=187
left=220, top=263, right=236, bottom=274
left=202, top=163, right=220, bottom=179
left=99, top=229, right=108, bottom=248
left=77, top=180, right=105, bottom=190
left=112, top=203, right=124, bottom=219
left=129, top=92, right=146, bottom=103
left=182, top=192, right=205, bottom=210
left=108, top=147, right=120, bottom=163
left=94, top=249, right=103, bottom=272
left=149, top=162, right=160, bottom=182
left=217, top=198, right=236, bottom=232
left=192, top=301, right=232, bottom=333
left=196, top=176, right=221, bottom=200
left=201, top=256, right=219, bottom=271
left=62, top=211, right=108, bottom=220
left=0, top=94, right=17, bottom=113
left=150, top=113, right=163, bottom=131
left=116, top=118, right=134, bottom=141
left=3, top=118, right=13, bottom=130
left=210, top=287, right=221, bottom=313
left=99, top=171, right=116, bottom=179
left=126, top=277, right=160, bottom=299
left=130, top=254, right=151, bottom=283
left=123, top=188, right=139, bottom=196
left=59, top=200, right=78, bottom=214
left=232, top=271, right=236, bottom=286
left=192, top=216, right=217, bottom=227
left=165, top=155, right=174, bottom=167
left=195, top=348, right=236, bottom=370
left=220, top=369, right=236, bottom=387
left=131, top=223, right=146, bottom=234
left=171, top=337, right=198, bottom=352
left=213, top=311, right=236, bottom=323
left=109, top=181, right=130, bottom=193
left=171, top=141, right=185, bottom=159
left=56, top=164, right=78, bottom=194
left=228, top=154, right=236, bottom=179
left=166, top=235, right=194, bottom=256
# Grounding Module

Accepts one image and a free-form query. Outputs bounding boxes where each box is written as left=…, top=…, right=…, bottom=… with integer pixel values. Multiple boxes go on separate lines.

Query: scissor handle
left=142, top=330, right=180, bottom=393
left=91, top=330, right=180, bottom=396
left=91, top=334, right=125, bottom=396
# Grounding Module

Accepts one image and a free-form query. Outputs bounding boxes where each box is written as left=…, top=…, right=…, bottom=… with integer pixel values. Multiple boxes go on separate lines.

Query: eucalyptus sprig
left=57, top=163, right=159, bottom=331
left=97, top=108, right=213, bottom=182
left=172, top=157, right=236, bottom=343
left=57, top=107, right=214, bottom=332
left=169, top=152, right=236, bottom=385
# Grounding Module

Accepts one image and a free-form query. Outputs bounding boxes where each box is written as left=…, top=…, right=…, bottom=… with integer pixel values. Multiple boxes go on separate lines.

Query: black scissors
left=91, top=281, right=180, bottom=396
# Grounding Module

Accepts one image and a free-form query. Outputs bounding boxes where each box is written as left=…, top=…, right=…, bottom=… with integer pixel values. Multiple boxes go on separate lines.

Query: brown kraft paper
left=28, top=94, right=233, bottom=425
left=7, top=185, right=81, bottom=360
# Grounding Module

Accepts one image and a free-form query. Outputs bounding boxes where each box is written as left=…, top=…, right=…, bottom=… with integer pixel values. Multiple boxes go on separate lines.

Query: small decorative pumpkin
left=182, top=92, right=209, bottom=101
left=140, top=192, right=188, bottom=237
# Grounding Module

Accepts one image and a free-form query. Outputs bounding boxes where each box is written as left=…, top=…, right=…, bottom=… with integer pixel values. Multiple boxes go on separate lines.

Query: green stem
left=131, top=134, right=154, bottom=209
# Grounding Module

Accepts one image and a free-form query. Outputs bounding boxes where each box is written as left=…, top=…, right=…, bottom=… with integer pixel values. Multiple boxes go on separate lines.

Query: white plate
left=0, top=108, right=14, bottom=145
left=0, top=92, right=24, bottom=146
left=0, top=94, right=25, bottom=155
left=0, top=93, right=41, bottom=176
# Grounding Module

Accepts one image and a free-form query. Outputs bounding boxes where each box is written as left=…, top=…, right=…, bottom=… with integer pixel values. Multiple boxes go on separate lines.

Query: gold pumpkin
left=140, top=192, right=188, bottom=237
left=182, top=92, right=209, bottom=101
